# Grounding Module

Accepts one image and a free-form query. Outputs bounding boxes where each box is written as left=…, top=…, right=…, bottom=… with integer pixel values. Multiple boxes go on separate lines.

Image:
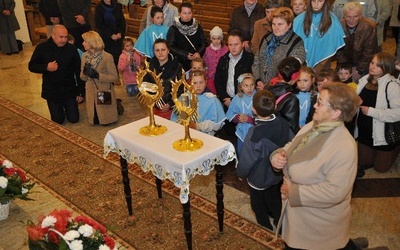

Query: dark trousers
left=46, top=98, right=79, bottom=124
left=67, top=25, right=91, bottom=51
left=250, top=183, right=282, bottom=231
left=285, top=239, right=358, bottom=250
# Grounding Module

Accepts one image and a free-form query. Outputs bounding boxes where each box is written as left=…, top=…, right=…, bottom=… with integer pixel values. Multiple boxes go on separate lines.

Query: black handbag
left=384, top=81, right=400, bottom=145
left=94, top=81, right=112, bottom=105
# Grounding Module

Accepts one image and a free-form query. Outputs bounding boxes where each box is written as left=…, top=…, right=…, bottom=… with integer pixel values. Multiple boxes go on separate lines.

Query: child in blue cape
left=226, top=73, right=256, bottom=156
left=134, top=6, right=169, bottom=58
left=171, top=70, right=226, bottom=135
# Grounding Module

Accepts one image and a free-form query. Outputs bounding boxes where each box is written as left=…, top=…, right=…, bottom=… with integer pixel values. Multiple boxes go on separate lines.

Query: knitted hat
left=210, top=26, right=223, bottom=39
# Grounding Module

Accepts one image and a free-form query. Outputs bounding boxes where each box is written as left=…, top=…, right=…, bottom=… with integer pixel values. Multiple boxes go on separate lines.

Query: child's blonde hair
left=237, top=73, right=255, bottom=97
left=122, top=37, right=135, bottom=48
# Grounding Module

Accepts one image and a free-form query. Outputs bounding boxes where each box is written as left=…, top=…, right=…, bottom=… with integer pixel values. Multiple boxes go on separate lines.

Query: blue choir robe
left=171, top=92, right=226, bottom=135
left=134, top=24, right=169, bottom=58
left=226, top=91, right=255, bottom=142
left=293, top=12, right=345, bottom=68
left=297, top=91, right=311, bottom=127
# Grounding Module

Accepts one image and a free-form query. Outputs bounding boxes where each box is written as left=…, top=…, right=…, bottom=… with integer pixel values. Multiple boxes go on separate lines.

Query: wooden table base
left=119, top=156, right=224, bottom=249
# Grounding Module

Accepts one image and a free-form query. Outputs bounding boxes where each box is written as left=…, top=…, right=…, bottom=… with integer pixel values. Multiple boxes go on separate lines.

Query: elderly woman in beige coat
left=271, top=83, right=364, bottom=249
left=80, top=31, right=119, bottom=125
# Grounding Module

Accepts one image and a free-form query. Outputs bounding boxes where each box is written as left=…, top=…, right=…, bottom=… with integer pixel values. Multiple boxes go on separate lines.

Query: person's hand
left=76, top=96, right=84, bottom=103
left=352, top=67, right=361, bottom=82
left=360, top=105, right=369, bottom=115
left=192, top=52, right=201, bottom=59
left=223, top=97, right=231, bottom=107
left=189, top=121, right=196, bottom=129
left=238, top=114, right=249, bottom=123
left=75, top=15, right=86, bottom=25
left=161, top=103, right=170, bottom=112
left=256, top=80, right=265, bottom=91
left=47, top=61, right=58, bottom=72
left=50, top=17, right=60, bottom=24
left=111, top=33, right=121, bottom=41
left=243, top=41, right=251, bottom=52
left=83, top=63, right=99, bottom=79
left=187, top=53, right=194, bottom=60
left=281, top=176, right=291, bottom=201
left=271, top=151, right=287, bottom=171
left=2, top=10, right=11, bottom=16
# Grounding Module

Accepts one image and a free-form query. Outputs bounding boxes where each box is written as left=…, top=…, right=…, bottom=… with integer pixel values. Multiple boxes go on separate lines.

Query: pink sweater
left=118, top=50, right=142, bottom=85
left=203, top=45, right=229, bottom=81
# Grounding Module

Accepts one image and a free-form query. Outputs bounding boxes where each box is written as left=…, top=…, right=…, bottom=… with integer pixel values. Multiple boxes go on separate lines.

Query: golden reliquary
left=136, top=61, right=167, bottom=136
left=171, top=73, right=203, bottom=152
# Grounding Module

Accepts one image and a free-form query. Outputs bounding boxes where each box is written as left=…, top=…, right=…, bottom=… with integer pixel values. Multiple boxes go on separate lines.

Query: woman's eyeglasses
left=316, top=98, right=332, bottom=109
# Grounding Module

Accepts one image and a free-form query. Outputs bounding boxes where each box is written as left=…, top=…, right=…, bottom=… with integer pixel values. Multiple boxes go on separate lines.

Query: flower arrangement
left=0, top=160, right=34, bottom=204
left=26, top=209, right=117, bottom=250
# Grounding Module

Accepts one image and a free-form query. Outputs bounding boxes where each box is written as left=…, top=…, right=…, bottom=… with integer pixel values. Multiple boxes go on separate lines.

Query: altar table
left=103, top=116, right=236, bottom=249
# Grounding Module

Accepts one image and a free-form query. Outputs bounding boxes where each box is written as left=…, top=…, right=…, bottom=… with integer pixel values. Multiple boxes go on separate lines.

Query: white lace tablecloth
left=104, top=116, right=237, bottom=203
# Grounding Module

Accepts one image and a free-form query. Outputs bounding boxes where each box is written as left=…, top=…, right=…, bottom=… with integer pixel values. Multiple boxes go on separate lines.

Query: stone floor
left=0, top=41, right=399, bottom=249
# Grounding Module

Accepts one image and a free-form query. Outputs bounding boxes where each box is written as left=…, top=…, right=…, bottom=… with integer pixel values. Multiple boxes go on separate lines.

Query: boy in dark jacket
left=236, top=89, right=294, bottom=231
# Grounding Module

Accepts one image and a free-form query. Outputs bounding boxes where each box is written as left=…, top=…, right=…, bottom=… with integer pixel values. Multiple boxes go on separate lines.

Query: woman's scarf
left=101, top=0, right=116, bottom=29
left=84, top=51, right=103, bottom=69
left=174, top=17, right=199, bottom=36
left=244, top=1, right=257, bottom=16
left=293, top=121, right=343, bottom=153
left=264, top=29, right=291, bottom=65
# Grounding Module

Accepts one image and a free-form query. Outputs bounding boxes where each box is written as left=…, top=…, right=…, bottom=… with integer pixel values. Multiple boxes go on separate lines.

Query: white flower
left=64, top=230, right=80, bottom=241
left=0, top=176, right=8, bottom=189
left=3, top=160, right=13, bottom=168
left=21, top=187, right=28, bottom=194
left=41, top=215, right=57, bottom=228
left=70, top=239, right=83, bottom=250
left=78, top=224, right=94, bottom=237
left=99, top=244, right=111, bottom=250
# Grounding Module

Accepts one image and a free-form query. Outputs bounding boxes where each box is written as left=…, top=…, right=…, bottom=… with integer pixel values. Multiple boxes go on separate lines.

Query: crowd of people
left=22, top=0, right=400, bottom=249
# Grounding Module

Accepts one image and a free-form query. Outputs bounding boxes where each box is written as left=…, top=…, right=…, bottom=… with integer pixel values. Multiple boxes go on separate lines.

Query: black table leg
left=120, top=157, right=133, bottom=215
left=215, top=165, right=224, bottom=232
left=156, top=177, right=162, bottom=198
left=182, top=198, right=192, bottom=250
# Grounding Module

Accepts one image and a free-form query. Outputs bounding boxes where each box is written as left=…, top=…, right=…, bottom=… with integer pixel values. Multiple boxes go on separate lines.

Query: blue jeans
left=126, top=84, right=139, bottom=96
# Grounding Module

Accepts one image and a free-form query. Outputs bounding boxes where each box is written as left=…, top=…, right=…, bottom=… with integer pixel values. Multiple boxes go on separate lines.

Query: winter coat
left=272, top=122, right=357, bottom=249
left=147, top=54, right=183, bottom=107
left=39, top=0, right=63, bottom=25
left=268, top=82, right=300, bottom=134
left=28, top=38, right=84, bottom=100
left=252, top=29, right=305, bottom=84
left=228, top=3, right=265, bottom=42
left=0, top=0, right=20, bottom=33
left=57, top=0, right=91, bottom=28
left=250, top=16, right=272, bottom=55
left=214, top=51, right=254, bottom=102
left=167, top=18, right=207, bottom=71
left=336, top=17, right=377, bottom=74
left=118, top=49, right=142, bottom=84
left=81, top=50, right=119, bottom=125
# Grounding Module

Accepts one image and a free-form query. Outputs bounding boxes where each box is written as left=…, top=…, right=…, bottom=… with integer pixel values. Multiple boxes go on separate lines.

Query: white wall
left=15, top=0, right=31, bottom=43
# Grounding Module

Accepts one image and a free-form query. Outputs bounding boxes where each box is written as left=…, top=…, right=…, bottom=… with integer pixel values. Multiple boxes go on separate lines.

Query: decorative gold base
left=173, top=138, right=203, bottom=152
left=139, top=124, right=167, bottom=136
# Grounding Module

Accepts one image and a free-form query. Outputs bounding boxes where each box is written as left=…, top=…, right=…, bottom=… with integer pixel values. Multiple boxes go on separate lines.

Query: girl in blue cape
left=293, top=0, right=345, bottom=71
left=226, top=73, right=256, bottom=156
left=171, top=70, right=226, bottom=135
left=134, top=6, right=169, bottom=58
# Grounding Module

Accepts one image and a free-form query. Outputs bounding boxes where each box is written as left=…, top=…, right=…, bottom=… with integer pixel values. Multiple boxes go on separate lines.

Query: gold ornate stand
left=137, top=61, right=167, bottom=136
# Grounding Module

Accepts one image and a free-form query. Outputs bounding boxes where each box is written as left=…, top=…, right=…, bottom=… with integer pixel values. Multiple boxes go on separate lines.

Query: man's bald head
left=52, top=25, right=68, bottom=47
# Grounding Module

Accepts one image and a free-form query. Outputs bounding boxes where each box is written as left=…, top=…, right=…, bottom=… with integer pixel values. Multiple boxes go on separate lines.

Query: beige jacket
left=81, top=51, right=119, bottom=125
left=273, top=122, right=357, bottom=249
left=251, top=17, right=272, bottom=55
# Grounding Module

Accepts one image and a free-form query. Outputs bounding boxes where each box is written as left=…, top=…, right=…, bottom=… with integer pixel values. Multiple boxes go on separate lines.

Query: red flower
left=15, top=168, right=27, bottom=182
left=104, top=236, right=115, bottom=249
left=4, top=167, right=16, bottom=176
left=26, top=225, right=46, bottom=241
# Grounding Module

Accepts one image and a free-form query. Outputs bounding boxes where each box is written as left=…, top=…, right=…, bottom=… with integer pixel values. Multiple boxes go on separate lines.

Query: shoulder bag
left=93, top=81, right=112, bottom=105
left=384, top=81, right=400, bottom=145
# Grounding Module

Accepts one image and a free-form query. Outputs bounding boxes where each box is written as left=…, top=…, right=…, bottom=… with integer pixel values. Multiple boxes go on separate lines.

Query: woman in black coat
left=95, top=0, right=126, bottom=72
left=166, top=2, right=207, bottom=71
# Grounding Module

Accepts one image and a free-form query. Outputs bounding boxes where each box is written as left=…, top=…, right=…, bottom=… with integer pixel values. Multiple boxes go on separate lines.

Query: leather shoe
left=352, top=237, right=368, bottom=248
